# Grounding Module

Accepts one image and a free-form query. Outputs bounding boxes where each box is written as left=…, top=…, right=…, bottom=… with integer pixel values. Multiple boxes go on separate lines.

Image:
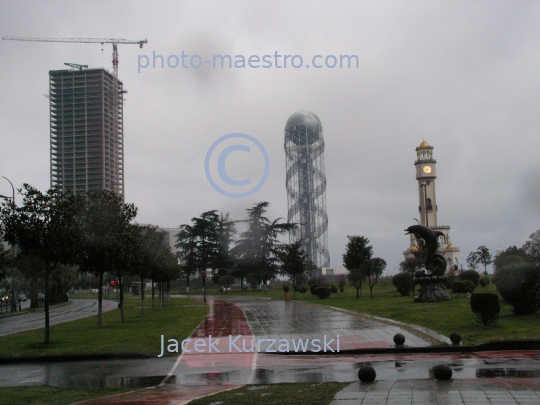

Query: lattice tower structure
left=50, top=68, right=124, bottom=196
left=284, top=110, right=330, bottom=268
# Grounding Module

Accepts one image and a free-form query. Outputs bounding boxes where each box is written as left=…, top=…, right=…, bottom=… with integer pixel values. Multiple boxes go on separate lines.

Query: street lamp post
left=1, top=176, right=16, bottom=312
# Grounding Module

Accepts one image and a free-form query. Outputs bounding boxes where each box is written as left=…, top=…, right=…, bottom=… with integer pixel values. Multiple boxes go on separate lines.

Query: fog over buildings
left=1, top=1, right=539, bottom=274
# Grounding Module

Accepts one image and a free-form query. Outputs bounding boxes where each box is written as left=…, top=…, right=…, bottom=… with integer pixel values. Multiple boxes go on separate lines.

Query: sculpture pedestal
left=414, top=276, right=450, bottom=302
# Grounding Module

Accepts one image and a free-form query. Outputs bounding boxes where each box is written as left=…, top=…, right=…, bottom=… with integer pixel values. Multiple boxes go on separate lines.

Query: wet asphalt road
left=0, top=299, right=117, bottom=337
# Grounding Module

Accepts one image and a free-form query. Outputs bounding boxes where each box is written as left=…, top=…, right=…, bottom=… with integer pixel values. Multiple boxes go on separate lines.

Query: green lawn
left=0, top=386, right=132, bottom=405
left=0, top=297, right=208, bottom=358
left=225, top=281, right=540, bottom=345
left=188, top=382, right=349, bottom=405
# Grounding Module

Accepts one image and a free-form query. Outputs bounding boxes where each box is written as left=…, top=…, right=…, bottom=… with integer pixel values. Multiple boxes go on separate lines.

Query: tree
left=80, top=190, right=137, bottom=326
left=0, top=184, right=85, bottom=344
left=523, top=229, right=540, bottom=265
left=466, top=251, right=480, bottom=271
left=476, top=246, right=492, bottom=281
left=337, top=274, right=347, bottom=292
left=362, top=257, right=386, bottom=300
left=494, top=246, right=527, bottom=272
left=235, top=202, right=296, bottom=292
left=278, top=240, right=309, bottom=298
left=175, top=224, right=198, bottom=293
left=343, top=236, right=373, bottom=299
left=399, top=256, right=423, bottom=295
left=0, top=243, right=13, bottom=284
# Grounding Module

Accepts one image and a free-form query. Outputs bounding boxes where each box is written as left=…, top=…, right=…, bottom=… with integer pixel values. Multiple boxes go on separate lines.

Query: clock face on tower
left=423, top=165, right=432, bottom=174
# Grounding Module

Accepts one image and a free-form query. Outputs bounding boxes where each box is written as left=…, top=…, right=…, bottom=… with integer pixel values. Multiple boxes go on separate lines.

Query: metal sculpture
left=405, top=223, right=450, bottom=302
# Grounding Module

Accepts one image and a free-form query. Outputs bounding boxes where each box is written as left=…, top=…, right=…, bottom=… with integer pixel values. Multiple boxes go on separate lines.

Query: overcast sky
left=1, top=1, right=539, bottom=274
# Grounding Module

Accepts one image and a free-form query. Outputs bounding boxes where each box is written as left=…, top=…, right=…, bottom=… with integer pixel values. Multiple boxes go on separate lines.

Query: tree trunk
left=370, top=286, right=373, bottom=300
left=356, top=287, right=359, bottom=300
left=151, top=278, right=155, bottom=311
left=44, top=270, right=50, bottom=344
left=97, top=271, right=103, bottom=327
left=119, top=273, right=125, bottom=323
left=140, top=276, right=144, bottom=316
left=202, top=274, right=207, bottom=304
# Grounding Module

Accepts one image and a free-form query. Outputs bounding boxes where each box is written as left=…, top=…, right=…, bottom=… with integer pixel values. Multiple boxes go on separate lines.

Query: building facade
left=49, top=68, right=124, bottom=196
left=405, top=140, right=460, bottom=268
left=284, top=110, right=330, bottom=268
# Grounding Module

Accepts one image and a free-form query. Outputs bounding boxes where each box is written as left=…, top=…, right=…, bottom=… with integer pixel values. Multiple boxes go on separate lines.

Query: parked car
left=17, top=294, right=27, bottom=302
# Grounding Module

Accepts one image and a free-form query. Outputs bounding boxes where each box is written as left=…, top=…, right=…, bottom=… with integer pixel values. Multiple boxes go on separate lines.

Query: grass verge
left=0, top=297, right=208, bottom=358
left=187, top=382, right=349, bottom=405
left=0, top=386, right=132, bottom=405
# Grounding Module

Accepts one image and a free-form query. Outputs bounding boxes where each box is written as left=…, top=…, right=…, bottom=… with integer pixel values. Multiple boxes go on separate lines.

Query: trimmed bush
left=283, top=285, right=289, bottom=293
left=493, top=263, right=540, bottom=315
left=310, top=284, right=319, bottom=296
left=315, top=286, right=331, bottom=299
left=330, top=284, right=338, bottom=294
left=470, top=293, right=500, bottom=325
left=479, top=277, right=490, bottom=288
left=460, top=270, right=480, bottom=287
left=392, top=272, right=413, bottom=296
left=298, top=286, right=308, bottom=293
left=452, top=280, right=475, bottom=294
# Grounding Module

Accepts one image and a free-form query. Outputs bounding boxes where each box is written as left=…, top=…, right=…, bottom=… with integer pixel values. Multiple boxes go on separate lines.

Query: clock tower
left=405, top=140, right=460, bottom=269
left=415, top=140, right=437, bottom=227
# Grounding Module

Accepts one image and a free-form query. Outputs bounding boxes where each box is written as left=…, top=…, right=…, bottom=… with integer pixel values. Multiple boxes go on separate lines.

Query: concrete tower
left=284, top=110, right=330, bottom=268
left=49, top=68, right=124, bottom=196
left=405, top=140, right=459, bottom=268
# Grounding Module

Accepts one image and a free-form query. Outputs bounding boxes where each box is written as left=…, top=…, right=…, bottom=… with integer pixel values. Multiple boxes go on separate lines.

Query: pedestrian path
left=330, top=379, right=540, bottom=405
left=229, top=298, right=434, bottom=351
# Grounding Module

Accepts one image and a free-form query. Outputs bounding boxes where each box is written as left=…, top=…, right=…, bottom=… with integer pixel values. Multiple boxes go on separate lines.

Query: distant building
left=49, top=68, right=124, bottom=196
left=404, top=140, right=460, bottom=268
left=321, top=267, right=348, bottom=281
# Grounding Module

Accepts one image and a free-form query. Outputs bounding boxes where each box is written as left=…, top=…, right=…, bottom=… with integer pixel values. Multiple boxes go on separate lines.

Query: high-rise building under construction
left=49, top=68, right=124, bottom=196
left=284, top=110, right=330, bottom=268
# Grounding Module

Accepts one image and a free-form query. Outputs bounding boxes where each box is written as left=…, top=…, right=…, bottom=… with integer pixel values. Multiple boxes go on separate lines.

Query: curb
left=271, top=339, right=540, bottom=355
left=0, top=352, right=155, bottom=364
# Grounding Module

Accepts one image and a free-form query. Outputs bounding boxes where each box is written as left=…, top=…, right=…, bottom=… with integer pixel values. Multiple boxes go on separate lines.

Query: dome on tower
left=285, top=110, right=322, bottom=145
left=419, top=140, right=430, bottom=148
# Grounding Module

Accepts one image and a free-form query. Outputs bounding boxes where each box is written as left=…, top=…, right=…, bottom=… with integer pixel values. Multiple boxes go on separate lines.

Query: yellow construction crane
left=2, top=36, right=148, bottom=77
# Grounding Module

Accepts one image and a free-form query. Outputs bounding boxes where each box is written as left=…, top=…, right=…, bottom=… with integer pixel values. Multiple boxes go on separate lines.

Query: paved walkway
left=331, top=379, right=540, bottom=405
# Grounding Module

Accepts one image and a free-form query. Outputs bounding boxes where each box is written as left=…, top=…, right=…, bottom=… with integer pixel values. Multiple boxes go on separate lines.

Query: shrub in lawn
left=460, top=270, right=480, bottom=287
left=392, top=272, right=413, bottom=296
left=310, top=284, right=319, bottom=295
left=493, top=263, right=540, bottom=315
left=470, top=293, right=500, bottom=325
left=330, top=284, right=338, bottom=294
left=298, top=286, right=308, bottom=293
left=452, top=280, right=475, bottom=294
left=283, top=285, right=289, bottom=293
left=315, top=286, right=331, bottom=299
left=479, top=277, right=490, bottom=288
left=337, top=274, right=347, bottom=292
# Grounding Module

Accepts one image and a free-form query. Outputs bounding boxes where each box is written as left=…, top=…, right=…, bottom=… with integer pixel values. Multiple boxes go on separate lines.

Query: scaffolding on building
left=49, top=68, right=124, bottom=196
left=284, top=110, right=330, bottom=268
